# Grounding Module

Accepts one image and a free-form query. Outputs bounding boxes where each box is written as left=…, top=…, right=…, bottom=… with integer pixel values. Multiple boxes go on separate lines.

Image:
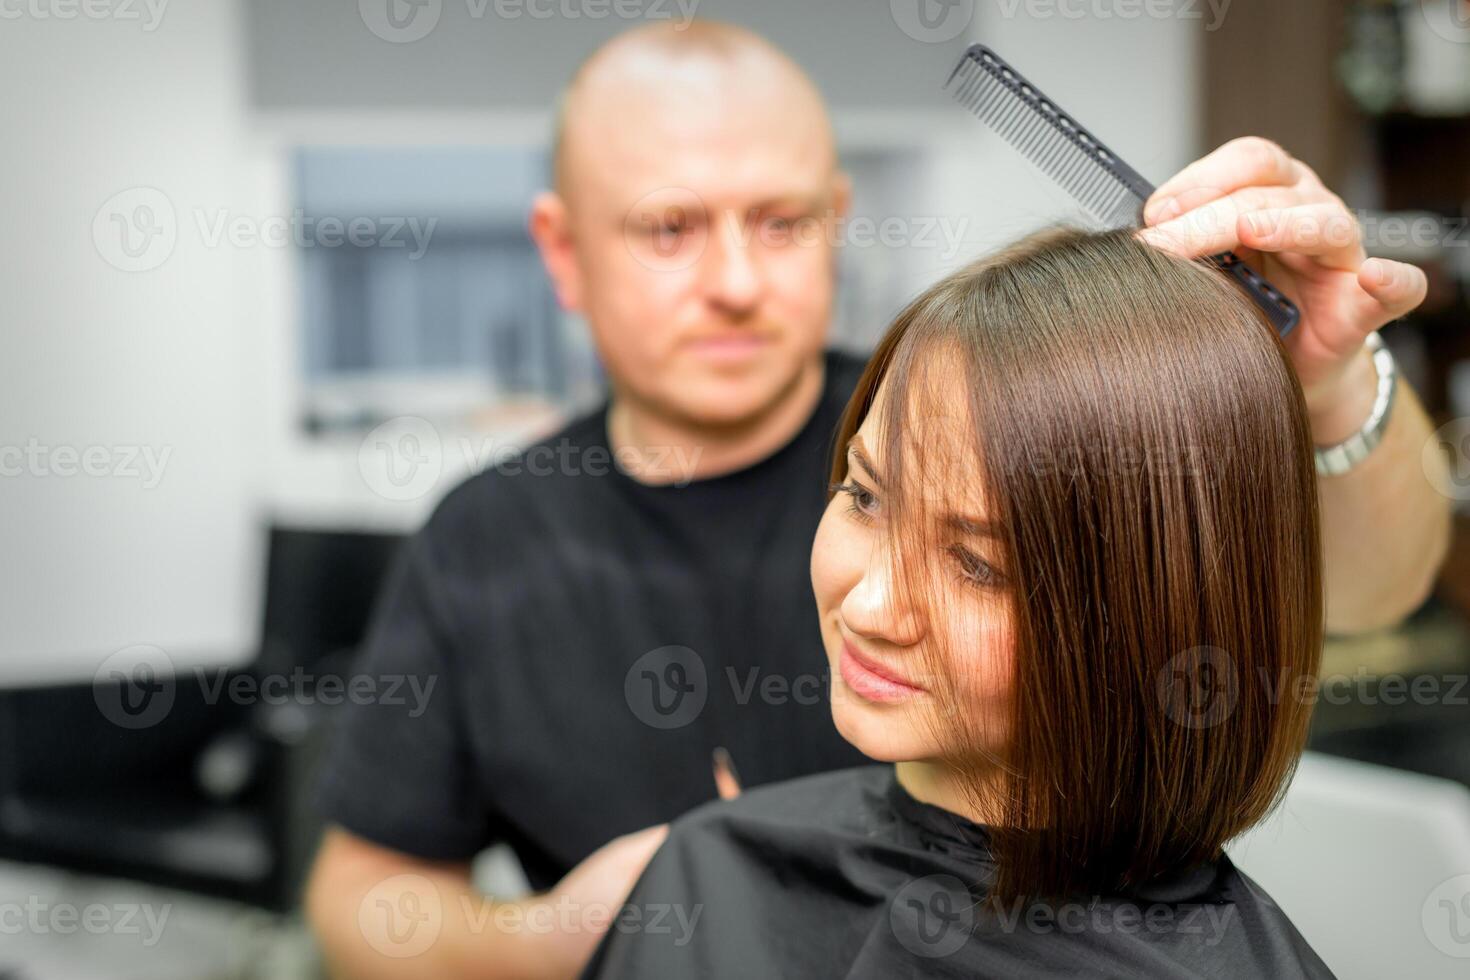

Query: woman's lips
left=839, top=639, right=925, bottom=704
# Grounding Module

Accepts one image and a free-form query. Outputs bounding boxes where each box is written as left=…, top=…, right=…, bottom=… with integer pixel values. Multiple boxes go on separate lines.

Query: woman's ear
left=529, top=190, right=582, bottom=311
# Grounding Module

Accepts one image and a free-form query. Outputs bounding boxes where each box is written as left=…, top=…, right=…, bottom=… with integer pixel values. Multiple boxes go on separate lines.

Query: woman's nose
left=839, top=549, right=925, bottom=647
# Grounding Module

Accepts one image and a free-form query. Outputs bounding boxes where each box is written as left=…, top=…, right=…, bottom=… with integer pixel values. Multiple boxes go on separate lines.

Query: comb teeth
left=942, top=44, right=1301, bottom=338
left=946, top=52, right=1146, bottom=230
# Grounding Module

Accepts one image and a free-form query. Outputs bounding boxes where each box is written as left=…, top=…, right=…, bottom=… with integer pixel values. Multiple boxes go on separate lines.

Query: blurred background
left=1, top=1, right=1469, bottom=977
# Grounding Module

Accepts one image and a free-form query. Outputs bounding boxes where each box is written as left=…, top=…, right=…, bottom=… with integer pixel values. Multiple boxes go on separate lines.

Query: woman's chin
left=830, top=697, right=931, bottom=763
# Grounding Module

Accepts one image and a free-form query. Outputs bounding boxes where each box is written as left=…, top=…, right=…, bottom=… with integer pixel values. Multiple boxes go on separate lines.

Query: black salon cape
left=582, top=766, right=1335, bottom=980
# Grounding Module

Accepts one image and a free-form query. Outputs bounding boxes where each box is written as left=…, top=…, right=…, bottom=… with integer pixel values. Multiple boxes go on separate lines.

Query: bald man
left=305, top=20, right=1450, bottom=980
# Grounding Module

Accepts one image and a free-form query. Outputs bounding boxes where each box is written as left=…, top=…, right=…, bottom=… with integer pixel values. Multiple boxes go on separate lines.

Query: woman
left=583, top=226, right=1333, bottom=978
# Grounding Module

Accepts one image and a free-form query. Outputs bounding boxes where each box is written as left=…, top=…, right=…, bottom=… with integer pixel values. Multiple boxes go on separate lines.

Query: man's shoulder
left=672, top=765, right=889, bottom=844
left=824, top=347, right=867, bottom=404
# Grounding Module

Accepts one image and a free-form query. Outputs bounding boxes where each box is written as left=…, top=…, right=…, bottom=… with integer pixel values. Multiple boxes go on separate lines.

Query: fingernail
left=1147, top=197, right=1181, bottom=224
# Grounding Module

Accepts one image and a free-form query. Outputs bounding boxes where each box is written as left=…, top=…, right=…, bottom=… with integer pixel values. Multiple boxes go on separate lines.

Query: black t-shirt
left=316, top=350, right=869, bottom=889
left=582, top=766, right=1336, bottom=980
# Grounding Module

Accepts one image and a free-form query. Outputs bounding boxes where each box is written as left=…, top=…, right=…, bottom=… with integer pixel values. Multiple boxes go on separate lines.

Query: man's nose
left=700, top=210, right=764, bottom=315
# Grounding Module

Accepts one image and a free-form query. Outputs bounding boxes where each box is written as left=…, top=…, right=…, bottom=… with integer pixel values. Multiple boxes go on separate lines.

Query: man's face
left=556, top=78, right=847, bottom=426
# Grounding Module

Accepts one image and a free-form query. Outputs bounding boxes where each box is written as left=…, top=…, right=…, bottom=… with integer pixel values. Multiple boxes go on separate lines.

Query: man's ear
left=529, top=190, right=582, bottom=311
left=829, top=170, right=853, bottom=221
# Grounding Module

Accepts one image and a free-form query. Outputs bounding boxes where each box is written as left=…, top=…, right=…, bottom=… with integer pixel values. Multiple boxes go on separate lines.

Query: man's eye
left=637, top=208, right=696, bottom=238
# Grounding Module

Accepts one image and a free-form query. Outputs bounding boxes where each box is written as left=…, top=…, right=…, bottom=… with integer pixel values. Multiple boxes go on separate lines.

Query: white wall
left=920, top=4, right=1204, bottom=274
left=0, top=0, right=1204, bottom=681
left=0, top=2, right=261, bottom=681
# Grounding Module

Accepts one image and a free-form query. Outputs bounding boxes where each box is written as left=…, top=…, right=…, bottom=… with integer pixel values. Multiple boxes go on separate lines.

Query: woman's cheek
left=809, top=496, right=851, bottom=616
left=945, top=603, right=1015, bottom=734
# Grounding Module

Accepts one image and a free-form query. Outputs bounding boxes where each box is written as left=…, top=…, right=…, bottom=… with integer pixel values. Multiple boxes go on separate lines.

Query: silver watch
left=1314, top=332, right=1397, bottom=477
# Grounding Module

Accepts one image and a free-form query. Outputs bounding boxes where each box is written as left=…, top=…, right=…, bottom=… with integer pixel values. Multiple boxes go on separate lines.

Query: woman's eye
left=950, top=545, right=1001, bottom=589
left=830, top=481, right=879, bottom=523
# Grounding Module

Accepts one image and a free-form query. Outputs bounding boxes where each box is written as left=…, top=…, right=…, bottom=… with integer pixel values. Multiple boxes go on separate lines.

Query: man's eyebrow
left=846, top=437, right=883, bottom=490
left=751, top=192, right=827, bottom=212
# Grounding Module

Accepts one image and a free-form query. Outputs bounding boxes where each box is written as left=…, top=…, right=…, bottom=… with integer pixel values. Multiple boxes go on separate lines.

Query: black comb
left=945, top=44, right=1299, bottom=337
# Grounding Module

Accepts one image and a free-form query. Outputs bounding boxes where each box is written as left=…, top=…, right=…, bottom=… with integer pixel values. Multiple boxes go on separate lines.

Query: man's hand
left=536, top=824, right=670, bottom=979
left=1135, top=136, right=1450, bottom=632
left=1136, top=136, right=1428, bottom=433
left=308, top=824, right=667, bottom=980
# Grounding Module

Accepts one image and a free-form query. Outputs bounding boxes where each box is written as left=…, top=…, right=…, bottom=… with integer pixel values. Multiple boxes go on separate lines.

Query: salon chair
left=1229, top=752, right=1470, bottom=980
left=0, top=524, right=403, bottom=911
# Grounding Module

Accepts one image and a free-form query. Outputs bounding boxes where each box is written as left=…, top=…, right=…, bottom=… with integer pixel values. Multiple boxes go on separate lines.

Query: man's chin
left=665, top=370, right=797, bottom=428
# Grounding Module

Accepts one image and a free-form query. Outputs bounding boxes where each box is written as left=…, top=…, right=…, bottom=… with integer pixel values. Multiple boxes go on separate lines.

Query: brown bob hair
left=830, top=226, right=1323, bottom=903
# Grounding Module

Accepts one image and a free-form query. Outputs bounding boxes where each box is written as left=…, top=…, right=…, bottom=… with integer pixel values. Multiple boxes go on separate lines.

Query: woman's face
left=811, top=366, right=1015, bottom=763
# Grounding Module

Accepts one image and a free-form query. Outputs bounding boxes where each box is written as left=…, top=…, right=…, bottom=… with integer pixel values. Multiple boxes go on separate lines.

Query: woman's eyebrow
left=846, top=437, right=883, bottom=489
left=943, top=513, right=999, bottom=538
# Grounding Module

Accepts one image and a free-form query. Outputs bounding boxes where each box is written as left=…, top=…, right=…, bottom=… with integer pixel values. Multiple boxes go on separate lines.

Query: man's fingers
left=1237, top=203, right=1367, bottom=271
left=1136, top=193, right=1274, bottom=257
left=1352, top=258, right=1429, bottom=328
left=712, top=746, right=743, bottom=800
left=622, top=823, right=670, bottom=853
left=1138, top=199, right=1370, bottom=273
left=1144, top=136, right=1305, bottom=225
left=1137, top=185, right=1301, bottom=257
